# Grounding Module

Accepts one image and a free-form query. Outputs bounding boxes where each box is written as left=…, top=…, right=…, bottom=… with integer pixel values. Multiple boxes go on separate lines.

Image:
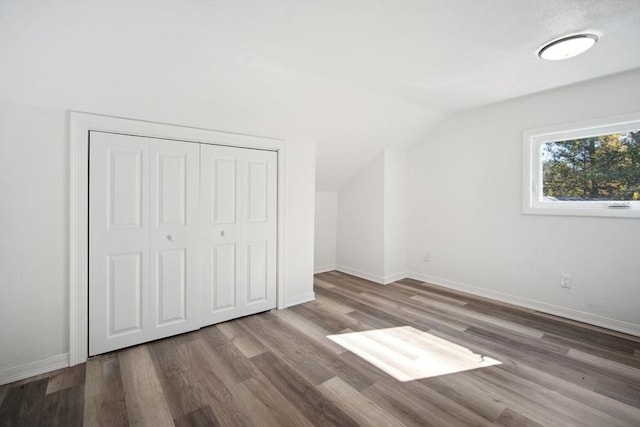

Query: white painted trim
left=284, top=292, right=316, bottom=308
left=335, top=265, right=407, bottom=285
left=407, top=272, right=640, bottom=337
left=276, top=146, right=287, bottom=311
left=0, top=353, right=70, bottom=386
left=314, top=264, right=336, bottom=274
left=70, top=112, right=287, bottom=366
left=336, top=265, right=387, bottom=284
left=384, top=271, right=408, bottom=284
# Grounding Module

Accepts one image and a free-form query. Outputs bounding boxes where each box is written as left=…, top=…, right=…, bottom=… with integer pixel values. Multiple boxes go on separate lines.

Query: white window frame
left=522, top=112, right=640, bottom=218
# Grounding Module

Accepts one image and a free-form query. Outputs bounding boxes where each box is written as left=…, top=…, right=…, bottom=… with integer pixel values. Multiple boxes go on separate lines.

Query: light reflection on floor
left=327, top=326, right=501, bottom=382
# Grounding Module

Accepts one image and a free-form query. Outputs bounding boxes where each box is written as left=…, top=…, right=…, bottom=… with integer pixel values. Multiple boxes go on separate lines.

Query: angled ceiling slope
left=1, top=0, right=639, bottom=189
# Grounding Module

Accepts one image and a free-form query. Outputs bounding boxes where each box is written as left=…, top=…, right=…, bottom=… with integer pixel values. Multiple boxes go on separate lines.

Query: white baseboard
left=285, top=292, right=315, bottom=307
left=407, top=272, right=640, bottom=337
left=0, top=353, right=70, bottom=386
left=335, top=265, right=386, bottom=284
left=335, top=265, right=407, bottom=285
left=314, top=264, right=337, bottom=274
left=384, top=271, right=408, bottom=284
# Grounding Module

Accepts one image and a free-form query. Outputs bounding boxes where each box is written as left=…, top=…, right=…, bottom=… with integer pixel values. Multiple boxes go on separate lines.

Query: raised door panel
left=157, top=153, right=187, bottom=227
left=212, top=244, right=237, bottom=310
left=108, top=252, right=143, bottom=335
left=156, top=249, right=186, bottom=325
left=108, top=149, right=143, bottom=229
left=247, top=160, right=268, bottom=223
left=213, top=158, right=237, bottom=224
left=246, top=241, right=267, bottom=304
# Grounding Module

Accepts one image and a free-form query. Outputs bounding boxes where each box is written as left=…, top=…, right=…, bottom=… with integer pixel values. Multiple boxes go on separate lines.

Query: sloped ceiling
left=1, top=0, right=639, bottom=189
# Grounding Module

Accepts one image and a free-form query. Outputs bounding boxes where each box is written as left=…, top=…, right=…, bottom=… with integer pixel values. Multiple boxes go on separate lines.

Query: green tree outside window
left=542, top=131, right=640, bottom=201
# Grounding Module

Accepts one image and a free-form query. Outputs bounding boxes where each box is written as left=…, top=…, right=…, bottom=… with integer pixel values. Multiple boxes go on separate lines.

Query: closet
left=88, top=131, right=277, bottom=356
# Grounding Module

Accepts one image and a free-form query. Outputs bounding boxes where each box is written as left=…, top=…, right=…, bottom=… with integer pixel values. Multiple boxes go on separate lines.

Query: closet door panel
left=201, top=145, right=243, bottom=324
left=89, top=133, right=200, bottom=356
left=89, top=132, right=150, bottom=355
left=243, top=150, right=277, bottom=313
left=201, top=145, right=277, bottom=325
left=149, top=139, right=200, bottom=335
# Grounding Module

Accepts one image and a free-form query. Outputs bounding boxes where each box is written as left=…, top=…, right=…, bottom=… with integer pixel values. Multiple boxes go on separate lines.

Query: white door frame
left=69, top=112, right=286, bottom=366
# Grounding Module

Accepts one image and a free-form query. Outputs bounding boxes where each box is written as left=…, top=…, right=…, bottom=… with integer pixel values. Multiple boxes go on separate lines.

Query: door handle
left=167, top=234, right=175, bottom=241
left=220, top=230, right=225, bottom=237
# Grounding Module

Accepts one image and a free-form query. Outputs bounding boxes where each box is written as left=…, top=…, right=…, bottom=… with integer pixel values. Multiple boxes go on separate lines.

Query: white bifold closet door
left=200, top=144, right=277, bottom=325
left=89, top=131, right=200, bottom=356
left=89, top=131, right=277, bottom=356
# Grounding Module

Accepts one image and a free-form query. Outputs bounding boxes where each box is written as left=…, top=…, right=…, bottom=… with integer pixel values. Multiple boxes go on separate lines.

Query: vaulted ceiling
left=1, top=0, right=639, bottom=189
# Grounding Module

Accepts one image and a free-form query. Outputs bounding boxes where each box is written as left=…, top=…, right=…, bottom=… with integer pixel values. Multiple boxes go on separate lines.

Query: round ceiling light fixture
left=538, top=34, right=598, bottom=61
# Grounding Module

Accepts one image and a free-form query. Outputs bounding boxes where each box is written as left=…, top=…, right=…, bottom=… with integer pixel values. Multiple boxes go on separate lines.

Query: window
left=523, top=112, right=640, bottom=218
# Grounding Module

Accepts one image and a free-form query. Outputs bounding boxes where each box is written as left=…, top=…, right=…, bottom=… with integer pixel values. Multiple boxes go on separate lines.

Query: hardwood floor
left=1, top=271, right=639, bottom=426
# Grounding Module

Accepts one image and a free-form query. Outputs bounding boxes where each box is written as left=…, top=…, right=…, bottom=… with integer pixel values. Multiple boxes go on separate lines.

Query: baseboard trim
left=314, top=264, right=337, bottom=274
left=384, top=271, right=408, bottom=284
left=335, top=265, right=385, bottom=284
left=407, top=272, right=640, bottom=337
left=0, top=353, right=70, bottom=386
left=285, top=292, right=315, bottom=308
left=335, top=265, right=407, bottom=285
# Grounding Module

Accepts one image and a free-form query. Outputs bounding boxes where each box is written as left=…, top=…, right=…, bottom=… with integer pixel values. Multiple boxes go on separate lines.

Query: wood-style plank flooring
left=1, top=271, right=639, bottom=426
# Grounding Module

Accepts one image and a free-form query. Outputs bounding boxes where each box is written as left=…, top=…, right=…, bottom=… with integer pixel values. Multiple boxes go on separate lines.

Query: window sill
left=523, top=204, right=640, bottom=218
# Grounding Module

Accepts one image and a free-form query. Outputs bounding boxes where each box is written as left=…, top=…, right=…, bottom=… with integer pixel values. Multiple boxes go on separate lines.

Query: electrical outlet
left=423, top=252, right=430, bottom=263
left=560, top=274, right=572, bottom=289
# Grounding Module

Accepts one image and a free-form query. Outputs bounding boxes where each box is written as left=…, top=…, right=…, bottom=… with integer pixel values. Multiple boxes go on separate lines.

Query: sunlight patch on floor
left=327, top=326, right=501, bottom=382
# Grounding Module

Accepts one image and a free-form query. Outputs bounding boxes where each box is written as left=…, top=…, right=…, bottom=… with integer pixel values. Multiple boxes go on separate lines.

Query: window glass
left=541, top=131, right=640, bottom=201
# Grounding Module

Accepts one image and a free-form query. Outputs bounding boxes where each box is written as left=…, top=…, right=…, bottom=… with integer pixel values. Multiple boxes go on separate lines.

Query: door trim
left=70, top=112, right=286, bottom=365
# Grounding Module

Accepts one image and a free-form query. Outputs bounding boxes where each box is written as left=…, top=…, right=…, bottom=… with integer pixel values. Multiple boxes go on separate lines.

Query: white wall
left=336, top=153, right=386, bottom=282
left=335, top=150, right=408, bottom=283
left=0, top=104, right=70, bottom=378
left=383, top=151, right=407, bottom=281
left=407, top=69, right=640, bottom=335
left=283, top=141, right=317, bottom=306
left=314, top=191, right=338, bottom=273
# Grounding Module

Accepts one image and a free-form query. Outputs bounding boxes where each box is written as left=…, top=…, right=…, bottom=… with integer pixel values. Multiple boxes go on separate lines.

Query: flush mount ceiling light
left=538, top=34, right=598, bottom=60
